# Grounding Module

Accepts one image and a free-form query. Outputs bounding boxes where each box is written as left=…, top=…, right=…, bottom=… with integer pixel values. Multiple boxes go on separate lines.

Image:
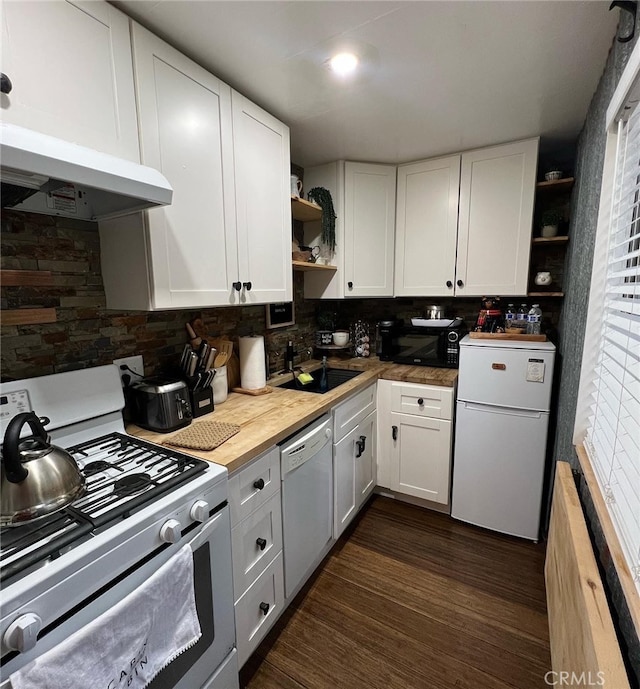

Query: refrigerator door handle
left=461, top=401, right=544, bottom=419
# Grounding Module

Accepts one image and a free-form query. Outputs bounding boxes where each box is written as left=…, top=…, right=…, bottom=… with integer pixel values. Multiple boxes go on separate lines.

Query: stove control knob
left=4, top=613, right=42, bottom=653
left=159, top=519, right=182, bottom=544
left=190, top=500, right=209, bottom=523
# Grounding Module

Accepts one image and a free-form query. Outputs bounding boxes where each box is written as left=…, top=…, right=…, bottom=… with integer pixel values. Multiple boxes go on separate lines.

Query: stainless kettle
left=1, top=412, right=86, bottom=527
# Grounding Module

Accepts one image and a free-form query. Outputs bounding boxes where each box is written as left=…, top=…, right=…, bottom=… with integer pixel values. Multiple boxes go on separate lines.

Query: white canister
left=212, top=365, right=228, bottom=404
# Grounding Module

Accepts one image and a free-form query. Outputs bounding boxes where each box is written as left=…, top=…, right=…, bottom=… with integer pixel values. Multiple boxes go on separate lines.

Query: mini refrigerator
left=451, top=335, right=556, bottom=540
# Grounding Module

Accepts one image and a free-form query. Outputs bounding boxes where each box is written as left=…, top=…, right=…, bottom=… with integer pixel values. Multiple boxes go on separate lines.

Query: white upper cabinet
left=456, top=138, right=538, bottom=296
left=395, top=156, right=461, bottom=297
left=232, top=92, right=292, bottom=305
left=99, top=25, right=291, bottom=310
left=131, top=23, right=237, bottom=309
left=344, top=162, right=396, bottom=298
left=1, top=0, right=139, bottom=161
left=302, top=161, right=395, bottom=300
left=394, top=138, right=538, bottom=298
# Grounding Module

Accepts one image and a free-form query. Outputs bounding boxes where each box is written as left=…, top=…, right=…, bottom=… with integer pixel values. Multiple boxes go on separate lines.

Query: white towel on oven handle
left=10, top=543, right=201, bottom=689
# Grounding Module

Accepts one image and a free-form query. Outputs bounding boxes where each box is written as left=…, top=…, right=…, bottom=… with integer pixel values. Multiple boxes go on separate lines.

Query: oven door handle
left=183, top=507, right=226, bottom=552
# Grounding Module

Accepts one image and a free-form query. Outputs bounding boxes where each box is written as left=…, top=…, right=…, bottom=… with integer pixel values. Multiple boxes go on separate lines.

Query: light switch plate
left=112, top=355, right=144, bottom=387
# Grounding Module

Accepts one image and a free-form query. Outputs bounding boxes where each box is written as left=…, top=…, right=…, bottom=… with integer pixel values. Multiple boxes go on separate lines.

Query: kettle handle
left=3, top=412, right=48, bottom=483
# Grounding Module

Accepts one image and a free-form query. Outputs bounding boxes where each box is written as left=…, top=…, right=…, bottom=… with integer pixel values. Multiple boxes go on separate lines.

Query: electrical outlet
left=113, top=355, right=144, bottom=387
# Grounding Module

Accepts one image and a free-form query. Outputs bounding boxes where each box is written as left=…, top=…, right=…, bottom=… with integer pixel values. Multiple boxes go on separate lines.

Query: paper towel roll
left=239, top=336, right=266, bottom=390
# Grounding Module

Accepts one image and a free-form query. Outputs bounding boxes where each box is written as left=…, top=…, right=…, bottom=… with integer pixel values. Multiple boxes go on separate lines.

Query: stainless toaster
left=128, top=377, right=192, bottom=433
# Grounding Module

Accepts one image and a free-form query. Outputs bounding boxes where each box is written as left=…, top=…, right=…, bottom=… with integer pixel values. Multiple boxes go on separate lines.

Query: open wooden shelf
left=291, top=197, right=322, bottom=222
left=528, top=292, right=564, bottom=297
left=536, top=177, right=575, bottom=192
left=292, top=260, right=337, bottom=273
left=532, top=235, right=569, bottom=245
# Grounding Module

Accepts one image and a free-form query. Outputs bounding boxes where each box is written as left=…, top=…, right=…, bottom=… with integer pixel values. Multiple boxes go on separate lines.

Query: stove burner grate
left=0, top=433, right=208, bottom=584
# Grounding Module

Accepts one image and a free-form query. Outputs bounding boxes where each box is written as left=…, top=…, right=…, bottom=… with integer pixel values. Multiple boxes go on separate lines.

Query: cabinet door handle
left=392, top=425, right=398, bottom=441
left=417, top=398, right=424, bottom=406
left=232, top=281, right=242, bottom=291
left=347, top=281, right=353, bottom=289
left=256, top=537, right=267, bottom=551
left=456, top=279, right=464, bottom=287
left=253, top=478, right=265, bottom=490
left=355, top=435, right=366, bottom=458
left=0, top=73, right=12, bottom=94
left=243, top=281, right=252, bottom=291
left=259, top=602, right=270, bottom=616
left=446, top=280, right=453, bottom=289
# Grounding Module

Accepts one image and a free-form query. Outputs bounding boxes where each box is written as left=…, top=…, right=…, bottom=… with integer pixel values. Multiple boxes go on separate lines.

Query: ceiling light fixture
left=329, top=52, right=359, bottom=77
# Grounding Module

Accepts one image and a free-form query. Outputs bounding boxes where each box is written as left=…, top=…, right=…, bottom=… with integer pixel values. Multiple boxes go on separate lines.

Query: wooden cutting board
left=469, top=332, right=547, bottom=342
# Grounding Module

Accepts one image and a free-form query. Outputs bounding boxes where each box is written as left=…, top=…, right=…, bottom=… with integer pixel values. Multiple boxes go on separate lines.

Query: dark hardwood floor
left=241, top=496, right=550, bottom=689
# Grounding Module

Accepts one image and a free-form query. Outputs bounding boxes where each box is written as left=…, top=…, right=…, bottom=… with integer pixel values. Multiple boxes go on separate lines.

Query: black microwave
left=391, top=321, right=466, bottom=368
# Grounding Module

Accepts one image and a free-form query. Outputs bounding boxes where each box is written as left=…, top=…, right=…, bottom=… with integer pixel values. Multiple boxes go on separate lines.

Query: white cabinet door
left=390, top=412, right=452, bottom=504
left=344, top=162, right=396, bottom=298
left=356, top=410, right=377, bottom=506
left=333, top=410, right=377, bottom=539
left=232, top=92, right=292, bottom=305
left=395, top=156, right=460, bottom=297
left=456, top=138, right=538, bottom=296
left=1, top=0, right=139, bottom=161
left=131, top=24, right=238, bottom=309
left=333, top=426, right=358, bottom=539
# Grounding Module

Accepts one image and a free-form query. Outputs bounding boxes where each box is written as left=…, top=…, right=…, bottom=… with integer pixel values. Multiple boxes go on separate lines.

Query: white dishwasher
left=280, top=414, right=333, bottom=599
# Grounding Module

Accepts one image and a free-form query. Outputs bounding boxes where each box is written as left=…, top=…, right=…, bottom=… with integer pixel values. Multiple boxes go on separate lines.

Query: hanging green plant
left=307, top=186, right=337, bottom=252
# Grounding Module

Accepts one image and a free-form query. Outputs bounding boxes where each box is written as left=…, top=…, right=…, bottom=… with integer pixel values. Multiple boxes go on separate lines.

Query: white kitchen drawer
left=390, top=382, right=453, bottom=420
left=235, top=551, right=284, bottom=668
left=229, top=446, right=280, bottom=527
left=231, top=492, right=283, bottom=601
left=333, top=382, right=376, bottom=442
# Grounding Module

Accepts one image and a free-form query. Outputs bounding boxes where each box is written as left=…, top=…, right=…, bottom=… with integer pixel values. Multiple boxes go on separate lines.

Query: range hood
left=1, top=123, right=172, bottom=221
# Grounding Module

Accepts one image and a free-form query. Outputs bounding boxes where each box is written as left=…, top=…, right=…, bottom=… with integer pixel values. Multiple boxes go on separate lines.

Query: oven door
left=0, top=506, right=237, bottom=689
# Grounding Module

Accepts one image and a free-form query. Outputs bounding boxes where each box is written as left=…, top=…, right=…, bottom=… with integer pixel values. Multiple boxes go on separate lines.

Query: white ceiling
left=114, top=1, right=618, bottom=167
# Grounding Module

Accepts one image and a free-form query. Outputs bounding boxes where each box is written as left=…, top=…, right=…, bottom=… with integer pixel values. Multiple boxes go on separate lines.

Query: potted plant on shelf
left=540, top=209, right=562, bottom=238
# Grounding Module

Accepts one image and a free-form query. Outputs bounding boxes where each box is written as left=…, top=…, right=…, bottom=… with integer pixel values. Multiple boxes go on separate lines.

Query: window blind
left=584, top=103, right=640, bottom=590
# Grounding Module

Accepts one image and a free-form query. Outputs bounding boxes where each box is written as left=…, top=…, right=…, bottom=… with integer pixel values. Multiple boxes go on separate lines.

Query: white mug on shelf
left=290, top=175, right=302, bottom=198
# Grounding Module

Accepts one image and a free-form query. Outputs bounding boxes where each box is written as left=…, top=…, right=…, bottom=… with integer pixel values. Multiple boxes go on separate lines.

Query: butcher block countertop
left=127, top=358, right=457, bottom=475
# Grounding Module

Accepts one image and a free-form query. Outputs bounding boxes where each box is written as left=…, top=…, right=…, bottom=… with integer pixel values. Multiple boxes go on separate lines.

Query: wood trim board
left=0, top=270, right=55, bottom=286
left=545, top=461, right=630, bottom=688
left=0, top=308, right=57, bottom=325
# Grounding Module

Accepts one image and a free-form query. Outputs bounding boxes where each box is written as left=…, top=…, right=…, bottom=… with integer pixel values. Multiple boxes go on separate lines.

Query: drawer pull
left=355, top=435, right=366, bottom=458
left=259, top=601, right=270, bottom=616
left=392, top=425, right=398, bottom=441
left=492, top=363, right=506, bottom=371
left=417, top=398, right=424, bottom=406
left=253, top=478, right=265, bottom=490
left=256, top=537, right=267, bottom=551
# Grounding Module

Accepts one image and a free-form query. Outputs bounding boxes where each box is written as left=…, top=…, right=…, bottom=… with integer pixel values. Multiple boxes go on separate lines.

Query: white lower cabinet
left=229, top=447, right=284, bottom=669
left=390, top=412, right=452, bottom=503
left=377, top=379, right=454, bottom=506
left=234, top=552, right=285, bottom=668
left=333, top=410, right=377, bottom=538
left=332, top=385, right=377, bottom=539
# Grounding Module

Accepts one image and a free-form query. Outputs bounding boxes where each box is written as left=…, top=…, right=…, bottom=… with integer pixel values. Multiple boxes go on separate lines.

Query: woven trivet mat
left=163, top=421, right=240, bottom=451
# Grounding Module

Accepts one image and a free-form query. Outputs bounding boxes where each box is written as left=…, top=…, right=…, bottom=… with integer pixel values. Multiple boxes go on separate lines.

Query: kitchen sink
left=277, top=368, right=363, bottom=394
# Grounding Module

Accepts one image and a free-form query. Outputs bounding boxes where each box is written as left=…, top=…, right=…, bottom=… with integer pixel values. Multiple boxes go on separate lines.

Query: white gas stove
left=0, top=365, right=238, bottom=689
